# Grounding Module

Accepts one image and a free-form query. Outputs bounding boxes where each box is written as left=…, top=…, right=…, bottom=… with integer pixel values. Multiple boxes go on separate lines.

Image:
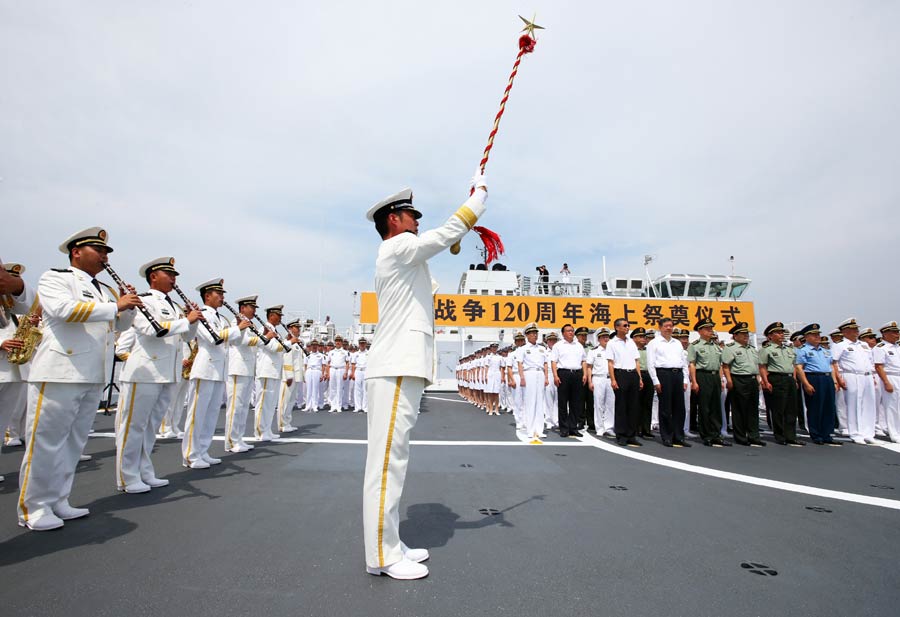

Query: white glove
left=470, top=168, right=487, bottom=192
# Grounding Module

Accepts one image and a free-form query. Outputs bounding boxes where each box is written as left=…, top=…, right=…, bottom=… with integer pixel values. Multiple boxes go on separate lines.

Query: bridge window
left=687, top=281, right=707, bottom=297
left=709, top=281, right=728, bottom=298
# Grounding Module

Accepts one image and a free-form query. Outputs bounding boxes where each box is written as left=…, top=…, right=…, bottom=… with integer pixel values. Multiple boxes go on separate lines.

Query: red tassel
left=473, top=226, right=505, bottom=265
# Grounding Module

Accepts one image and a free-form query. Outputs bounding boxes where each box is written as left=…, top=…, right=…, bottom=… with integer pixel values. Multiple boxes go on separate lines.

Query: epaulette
left=691, top=339, right=701, bottom=345
left=51, top=268, right=72, bottom=273
left=877, top=341, right=886, bottom=347
left=139, top=292, right=152, bottom=297
left=726, top=341, right=735, bottom=347
left=762, top=341, right=771, bottom=347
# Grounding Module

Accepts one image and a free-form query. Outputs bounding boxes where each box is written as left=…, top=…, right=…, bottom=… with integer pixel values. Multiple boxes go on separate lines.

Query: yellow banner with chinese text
left=360, top=293, right=755, bottom=332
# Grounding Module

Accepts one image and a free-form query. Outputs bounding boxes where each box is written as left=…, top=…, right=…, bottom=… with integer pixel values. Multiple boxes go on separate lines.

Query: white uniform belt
left=523, top=367, right=544, bottom=372
left=885, top=372, right=900, bottom=376
left=308, top=367, right=322, bottom=371
left=593, top=373, right=610, bottom=379
left=843, top=371, right=873, bottom=376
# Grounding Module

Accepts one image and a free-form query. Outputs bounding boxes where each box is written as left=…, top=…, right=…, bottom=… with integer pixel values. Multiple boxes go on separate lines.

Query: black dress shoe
left=812, top=439, right=825, bottom=445
left=560, top=431, right=569, bottom=438
left=662, top=440, right=674, bottom=447
left=775, top=438, right=787, bottom=445
left=569, top=430, right=583, bottom=438
left=786, top=439, right=804, bottom=447
left=640, top=432, right=654, bottom=440
left=702, top=439, right=714, bottom=447
left=719, top=439, right=733, bottom=447
left=674, top=439, right=692, bottom=448
left=734, top=438, right=750, bottom=446
left=576, top=424, right=584, bottom=430
left=749, top=438, right=766, bottom=447
left=824, top=440, right=842, bottom=447
left=617, top=438, right=628, bottom=446
left=626, top=438, right=642, bottom=447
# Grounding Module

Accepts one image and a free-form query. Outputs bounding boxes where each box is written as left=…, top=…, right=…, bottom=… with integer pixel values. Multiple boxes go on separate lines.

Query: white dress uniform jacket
left=189, top=306, right=240, bottom=382
left=366, top=198, right=486, bottom=385
left=28, top=268, right=134, bottom=384
left=119, top=290, right=197, bottom=383
left=227, top=321, right=280, bottom=377
left=256, top=323, right=285, bottom=379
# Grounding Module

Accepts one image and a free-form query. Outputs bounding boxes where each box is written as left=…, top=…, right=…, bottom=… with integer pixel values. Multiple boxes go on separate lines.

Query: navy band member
left=363, top=173, right=487, bottom=580
left=278, top=319, right=304, bottom=432
left=254, top=304, right=286, bottom=439
left=794, top=323, right=841, bottom=446
left=115, top=257, right=201, bottom=493
left=18, top=227, right=140, bottom=530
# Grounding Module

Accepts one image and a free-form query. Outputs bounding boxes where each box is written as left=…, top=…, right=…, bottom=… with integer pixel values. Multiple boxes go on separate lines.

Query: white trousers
left=182, top=379, right=225, bottom=464
left=0, top=381, right=27, bottom=443
left=511, top=382, right=524, bottom=426
left=844, top=373, right=877, bottom=441
left=880, top=375, right=900, bottom=443
left=305, top=369, right=321, bottom=410
left=683, top=386, right=691, bottom=433
left=318, top=375, right=328, bottom=409
left=354, top=369, right=368, bottom=411
left=278, top=379, right=296, bottom=430
left=836, top=385, right=848, bottom=431
left=544, top=382, right=558, bottom=427
left=294, top=376, right=305, bottom=408
left=523, top=371, right=545, bottom=437
left=875, top=380, right=885, bottom=433
left=363, top=375, right=424, bottom=569
left=592, top=375, right=615, bottom=434
left=344, top=376, right=352, bottom=408
left=254, top=377, right=280, bottom=438
left=328, top=368, right=346, bottom=409
left=159, top=378, right=189, bottom=436
left=116, top=381, right=175, bottom=488
left=18, top=382, right=101, bottom=524
left=224, top=374, right=254, bottom=449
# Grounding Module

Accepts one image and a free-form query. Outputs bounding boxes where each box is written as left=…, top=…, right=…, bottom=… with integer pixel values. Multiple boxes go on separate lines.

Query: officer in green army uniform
left=758, top=322, right=803, bottom=446
left=722, top=322, right=764, bottom=447
left=688, top=317, right=730, bottom=446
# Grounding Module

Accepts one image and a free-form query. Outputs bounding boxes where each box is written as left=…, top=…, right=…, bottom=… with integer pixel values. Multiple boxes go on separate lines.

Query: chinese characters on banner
left=360, top=293, right=756, bottom=332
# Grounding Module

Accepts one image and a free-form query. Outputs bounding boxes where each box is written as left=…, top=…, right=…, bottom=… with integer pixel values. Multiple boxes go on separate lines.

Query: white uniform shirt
left=550, top=339, right=586, bottom=370
left=832, top=339, right=875, bottom=374
left=28, top=267, right=134, bottom=384
left=586, top=346, right=609, bottom=377
left=119, top=289, right=198, bottom=383
left=874, top=341, right=900, bottom=374
left=353, top=349, right=369, bottom=370
left=646, top=335, right=686, bottom=386
left=517, top=342, right=547, bottom=371
left=486, top=353, right=503, bottom=374
left=306, top=351, right=324, bottom=370
left=607, top=335, right=640, bottom=370
left=328, top=348, right=350, bottom=369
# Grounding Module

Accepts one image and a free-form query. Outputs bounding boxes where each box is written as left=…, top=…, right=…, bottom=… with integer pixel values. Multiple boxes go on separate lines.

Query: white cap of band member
left=138, top=257, right=179, bottom=279
left=3, top=263, right=25, bottom=276
left=196, top=278, right=226, bottom=293
left=265, top=304, right=284, bottom=316
left=365, top=188, right=421, bottom=222
left=286, top=319, right=300, bottom=328
left=235, top=294, right=258, bottom=307
left=58, top=226, right=114, bottom=254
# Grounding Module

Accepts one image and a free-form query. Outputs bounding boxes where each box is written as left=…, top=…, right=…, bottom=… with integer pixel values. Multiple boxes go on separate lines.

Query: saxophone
left=8, top=303, right=42, bottom=365
left=182, top=339, right=198, bottom=379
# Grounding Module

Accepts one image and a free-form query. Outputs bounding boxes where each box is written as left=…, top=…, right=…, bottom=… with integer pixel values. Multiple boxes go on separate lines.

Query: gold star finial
left=518, top=13, right=545, bottom=39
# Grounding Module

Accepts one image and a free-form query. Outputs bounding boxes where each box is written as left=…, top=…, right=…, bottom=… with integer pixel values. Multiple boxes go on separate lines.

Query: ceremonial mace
left=450, top=14, right=544, bottom=262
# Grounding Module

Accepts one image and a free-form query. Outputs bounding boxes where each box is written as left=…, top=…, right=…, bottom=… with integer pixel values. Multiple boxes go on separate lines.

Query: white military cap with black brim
left=235, top=295, right=258, bottom=307
left=286, top=319, right=300, bottom=328
left=139, top=257, right=179, bottom=279
left=196, top=278, right=226, bottom=294
left=265, top=304, right=284, bottom=316
left=59, top=227, right=113, bottom=254
left=3, top=263, right=25, bottom=276
left=366, top=188, right=422, bottom=222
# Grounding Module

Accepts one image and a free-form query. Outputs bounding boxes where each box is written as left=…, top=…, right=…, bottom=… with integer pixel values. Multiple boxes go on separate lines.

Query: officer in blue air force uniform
left=18, top=227, right=141, bottom=531
left=794, top=323, right=841, bottom=446
left=363, top=172, right=488, bottom=580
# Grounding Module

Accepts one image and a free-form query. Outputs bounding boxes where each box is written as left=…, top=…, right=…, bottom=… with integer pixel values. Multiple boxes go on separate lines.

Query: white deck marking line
left=577, top=432, right=900, bottom=511
left=88, top=432, right=588, bottom=447
left=422, top=396, right=471, bottom=404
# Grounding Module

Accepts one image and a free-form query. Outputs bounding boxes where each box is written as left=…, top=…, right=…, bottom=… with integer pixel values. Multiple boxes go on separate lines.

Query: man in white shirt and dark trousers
left=647, top=317, right=691, bottom=447
left=363, top=172, right=487, bottom=580
left=608, top=318, right=643, bottom=447
left=550, top=324, right=587, bottom=438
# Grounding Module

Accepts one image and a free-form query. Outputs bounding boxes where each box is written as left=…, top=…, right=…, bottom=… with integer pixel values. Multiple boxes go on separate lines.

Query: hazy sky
left=2, top=1, right=898, bottom=332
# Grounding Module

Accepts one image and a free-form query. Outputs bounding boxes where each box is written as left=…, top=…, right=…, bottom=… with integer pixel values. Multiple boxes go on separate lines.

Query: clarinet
left=171, top=283, right=224, bottom=345
left=101, top=263, right=169, bottom=337
left=221, top=300, right=288, bottom=350
left=252, top=314, right=292, bottom=352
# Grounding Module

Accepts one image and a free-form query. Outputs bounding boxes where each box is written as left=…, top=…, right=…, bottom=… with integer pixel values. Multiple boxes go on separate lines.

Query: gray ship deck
left=2, top=394, right=899, bottom=617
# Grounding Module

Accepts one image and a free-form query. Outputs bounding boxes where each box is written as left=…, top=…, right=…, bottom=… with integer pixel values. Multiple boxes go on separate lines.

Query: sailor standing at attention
left=18, top=228, right=140, bottom=530
left=277, top=319, right=304, bottom=432
left=350, top=337, right=369, bottom=413
left=543, top=332, right=560, bottom=430
left=325, top=335, right=350, bottom=411
left=831, top=318, right=878, bottom=445
left=0, top=261, right=38, bottom=483
left=183, top=278, right=247, bottom=468
left=115, top=257, right=201, bottom=493
left=874, top=321, right=900, bottom=443
left=254, top=304, right=287, bottom=440
left=586, top=327, right=615, bottom=438
left=517, top=322, right=549, bottom=443
left=304, top=341, right=324, bottom=412
left=363, top=171, right=488, bottom=580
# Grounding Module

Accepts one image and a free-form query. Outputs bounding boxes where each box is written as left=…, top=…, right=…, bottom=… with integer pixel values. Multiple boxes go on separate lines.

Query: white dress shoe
left=0, top=475, right=4, bottom=482
left=160, top=431, right=178, bottom=439
left=124, top=482, right=152, bottom=494
left=184, top=459, right=210, bottom=469
left=19, top=513, right=65, bottom=531
left=79, top=454, right=92, bottom=462
left=5, top=438, right=23, bottom=447
left=852, top=438, right=866, bottom=445
left=864, top=438, right=879, bottom=445
left=54, top=502, right=90, bottom=520
left=401, top=543, right=430, bottom=563
left=240, top=442, right=255, bottom=450
left=202, top=454, right=222, bottom=465
left=366, top=557, right=429, bottom=580
left=143, top=477, right=169, bottom=488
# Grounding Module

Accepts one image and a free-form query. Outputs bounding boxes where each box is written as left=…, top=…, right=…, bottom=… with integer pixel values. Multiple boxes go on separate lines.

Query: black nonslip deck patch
left=741, top=562, right=778, bottom=576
